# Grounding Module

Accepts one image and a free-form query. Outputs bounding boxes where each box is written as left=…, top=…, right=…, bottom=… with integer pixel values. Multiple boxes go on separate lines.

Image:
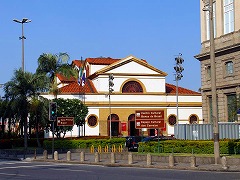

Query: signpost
left=135, top=110, right=164, bottom=129
left=135, top=110, right=165, bottom=153
left=57, top=117, right=74, bottom=126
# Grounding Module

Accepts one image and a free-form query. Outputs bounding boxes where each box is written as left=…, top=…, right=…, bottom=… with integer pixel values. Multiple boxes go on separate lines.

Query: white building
left=43, top=55, right=202, bottom=138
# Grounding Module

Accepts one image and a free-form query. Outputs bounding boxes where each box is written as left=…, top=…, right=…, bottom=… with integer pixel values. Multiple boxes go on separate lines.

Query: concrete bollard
left=190, top=155, right=196, bottom=168
left=111, top=152, right=116, bottom=164
left=128, top=152, right=133, bottom=165
left=80, top=151, right=85, bottom=162
left=95, top=152, right=100, bottom=163
left=221, top=156, right=228, bottom=170
left=169, top=154, right=174, bottom=167
left=54, top=151, right=59, bottom=161
left=67, top=151, right=71, bottom=161
left=147, top=153, right=152, bottom=166
left=43, top=150, right=48, bottom=160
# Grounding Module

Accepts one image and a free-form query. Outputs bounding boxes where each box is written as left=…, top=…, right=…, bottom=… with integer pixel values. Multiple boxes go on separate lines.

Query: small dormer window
left=122, top=81, right=143, bottom=93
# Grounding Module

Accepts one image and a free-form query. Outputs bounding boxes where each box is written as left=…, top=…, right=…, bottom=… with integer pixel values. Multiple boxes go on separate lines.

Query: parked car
left=125, top=136, right=143, bottom=151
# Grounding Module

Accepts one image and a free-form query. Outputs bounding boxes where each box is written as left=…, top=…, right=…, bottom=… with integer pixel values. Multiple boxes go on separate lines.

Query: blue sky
left=0, top=0, right=201, bottom=96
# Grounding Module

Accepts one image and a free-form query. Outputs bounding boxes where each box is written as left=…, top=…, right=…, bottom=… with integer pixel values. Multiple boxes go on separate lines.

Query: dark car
left=125, top=136, right=143, bottom=151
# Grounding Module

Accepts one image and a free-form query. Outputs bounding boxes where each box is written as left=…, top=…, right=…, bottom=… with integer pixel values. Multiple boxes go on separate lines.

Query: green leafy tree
left=0, top=97, right=9, bottom=137
left=4, top=69, right=46, bottom=151
left=48, top=98, right=88, bottom=138
left=36, top=53, right=77, bottom=98
left=29, top=96, right=49, bottom=147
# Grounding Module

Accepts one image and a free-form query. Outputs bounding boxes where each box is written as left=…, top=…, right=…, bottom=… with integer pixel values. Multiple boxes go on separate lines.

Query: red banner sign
left=135, top=110, right=164, bottom=129
left=121, top=123, right=127, bottom=131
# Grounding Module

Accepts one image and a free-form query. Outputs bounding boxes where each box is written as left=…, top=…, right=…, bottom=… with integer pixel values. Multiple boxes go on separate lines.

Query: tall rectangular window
left=206, top=2, right=216, bottom=40
left=208, top=96, right=219, bottom=123
left=227, top=94, right=237, bottom=122
left=206, top=65, right=211, bottom=80
left=208, top=97, right=213, bottom=123
left=225, top=61, right=234, bottom=76
left=224, top=0, right=234, bottom=34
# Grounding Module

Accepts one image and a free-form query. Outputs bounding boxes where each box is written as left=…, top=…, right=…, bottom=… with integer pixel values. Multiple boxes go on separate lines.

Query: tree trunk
left=20, top=120, right=24, bottom=138
left=1, top=117, right=4, bottom=137
left=23, top=116, right=28, bottom=158
left=36, top=117, right=41, bottom=148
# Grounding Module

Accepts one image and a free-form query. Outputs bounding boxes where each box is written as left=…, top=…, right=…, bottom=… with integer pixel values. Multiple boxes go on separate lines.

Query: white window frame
left=223, top=0, right=234, bottom=34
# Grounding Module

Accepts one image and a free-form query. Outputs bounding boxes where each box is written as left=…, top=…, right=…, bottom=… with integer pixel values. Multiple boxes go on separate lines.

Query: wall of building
left=198, top=0, right=240, bottom=123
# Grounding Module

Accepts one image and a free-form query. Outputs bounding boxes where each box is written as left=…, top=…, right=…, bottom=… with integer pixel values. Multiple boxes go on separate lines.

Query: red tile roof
left=86, top=57, right=121, bottom=65
left=72, top=57, right=121, bottom=67
left=56, top=73, right=76, bottom=82
left=166, top=83, right=200, bottom=95
left=59, top=79, right=97, bottom=94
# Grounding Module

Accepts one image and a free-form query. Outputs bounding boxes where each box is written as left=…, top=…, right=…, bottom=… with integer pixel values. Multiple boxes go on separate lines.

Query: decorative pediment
left=88, top=55, right=167, bottom=79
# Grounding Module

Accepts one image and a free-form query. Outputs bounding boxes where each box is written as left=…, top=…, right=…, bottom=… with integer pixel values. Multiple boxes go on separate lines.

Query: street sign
left=57, top=117, right=74, bottom=126
left=135, top=110, right=164, bottom=129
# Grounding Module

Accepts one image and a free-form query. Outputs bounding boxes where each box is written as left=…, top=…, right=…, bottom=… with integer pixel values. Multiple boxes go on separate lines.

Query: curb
left=30, top=158, right=238, bottom=172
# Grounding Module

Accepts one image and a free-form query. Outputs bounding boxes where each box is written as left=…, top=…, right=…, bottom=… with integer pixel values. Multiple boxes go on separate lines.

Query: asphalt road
left=0, top=160, right=239, bottom=180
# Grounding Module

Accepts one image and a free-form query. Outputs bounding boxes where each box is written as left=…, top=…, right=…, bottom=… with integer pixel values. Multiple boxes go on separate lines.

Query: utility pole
left=202, top=0, right=220, bottom=164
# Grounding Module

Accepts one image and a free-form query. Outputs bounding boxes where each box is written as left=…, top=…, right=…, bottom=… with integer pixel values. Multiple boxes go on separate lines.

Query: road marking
left=0, top=163, right=95, bottom=173
left=0, top=164, right=58, bottom=170
left=0, top=172, right=28, bottom=177
left=49, top=168, right=91, bottom=172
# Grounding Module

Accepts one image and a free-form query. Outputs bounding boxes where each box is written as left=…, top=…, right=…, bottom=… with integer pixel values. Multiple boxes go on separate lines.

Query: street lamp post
left=13, top=18, right=31, bottom=159
left=174, top=53, right=184, bottom=139
left=202, top=0, right=220, bottom=164
left=13, top=18, right=31, bottom=72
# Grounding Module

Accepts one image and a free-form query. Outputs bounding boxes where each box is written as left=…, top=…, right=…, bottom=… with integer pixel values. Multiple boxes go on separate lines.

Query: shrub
left=43, top=138, right=126, bottom=150
left=138, top=139, right=240, bottom=154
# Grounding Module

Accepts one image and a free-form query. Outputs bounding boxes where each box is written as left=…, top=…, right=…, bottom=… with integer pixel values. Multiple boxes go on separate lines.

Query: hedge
left=0, top=138, right=44, bottom=149
left=138, top=139, right=240, bottom=154
left=43, top=138, right=126, bottom=150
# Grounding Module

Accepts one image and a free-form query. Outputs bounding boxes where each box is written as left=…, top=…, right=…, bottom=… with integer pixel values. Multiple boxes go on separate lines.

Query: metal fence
left=174, top=123, right=240, bottom=140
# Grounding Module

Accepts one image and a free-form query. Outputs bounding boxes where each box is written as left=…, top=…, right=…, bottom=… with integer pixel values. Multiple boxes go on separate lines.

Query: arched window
left=87, top=115, right=98, bottom=127
left=128, top=114, right=135, bottom=121
left=128, top=114, right=139, bottom=136
left=122, top=81, right=143, bottom=93
left=107, top=114, right=119, bottom=121
left=168, top=115, right=176, bottom=126
left=189, top=115, right=198, bottom=124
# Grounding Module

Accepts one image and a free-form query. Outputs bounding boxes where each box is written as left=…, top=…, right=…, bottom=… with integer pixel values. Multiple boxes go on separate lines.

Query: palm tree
left=4, top=69, right=46, bottom=154
left=0, top=97, right=15, bottom=137
left=36, top=53, right=77, bottom=98
left=29, top=96, right=49, bottom=147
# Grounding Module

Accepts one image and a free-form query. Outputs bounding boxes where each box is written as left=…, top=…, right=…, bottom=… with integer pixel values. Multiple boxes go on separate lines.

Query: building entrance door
left=108, top=114, right=120, bottom=137
left=128, top=114, right=139, bottom=136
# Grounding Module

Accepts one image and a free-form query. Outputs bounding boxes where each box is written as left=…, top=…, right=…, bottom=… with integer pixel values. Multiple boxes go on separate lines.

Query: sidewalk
left=29, top=152, right=240, bottom=172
